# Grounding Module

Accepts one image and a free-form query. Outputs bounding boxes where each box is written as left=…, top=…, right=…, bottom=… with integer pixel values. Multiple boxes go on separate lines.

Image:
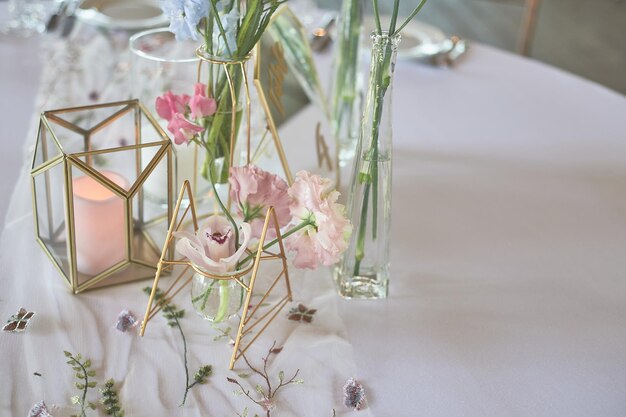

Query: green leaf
left=278, top=371, right=284, bottom=382
left=293, top=379, right=304, bottom=384
left=87, top=370, right=96, bottom=377
left=75, top=382, right=85, bottom=389
left=75, top=373, right=83, bottom=379
left=64, top=351, right=72, bottom=357
left=84, top=359, right=91, bottom=368
left=72, top=366, right=81, bottom=372
left=88, top=381, right=97, bottom=388
left=255, top=384, right=265, bottom=395
left=88, top=402, right=97, bottom=409
left=70, top=395, right=80, bottom=405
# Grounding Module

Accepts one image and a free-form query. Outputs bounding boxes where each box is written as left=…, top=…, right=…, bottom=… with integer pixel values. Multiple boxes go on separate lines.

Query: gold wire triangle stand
left=139, top=180, right=292, bottom=370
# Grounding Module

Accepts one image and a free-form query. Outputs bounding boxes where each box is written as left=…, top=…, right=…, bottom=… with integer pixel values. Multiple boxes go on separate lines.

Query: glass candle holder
left=129, top=28, right=210, bottom=205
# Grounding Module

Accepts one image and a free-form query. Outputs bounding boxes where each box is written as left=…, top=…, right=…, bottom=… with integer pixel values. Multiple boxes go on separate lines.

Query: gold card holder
left=139, top=181, right=293, bottom=370
left=253, top=6, right=340, bottom=187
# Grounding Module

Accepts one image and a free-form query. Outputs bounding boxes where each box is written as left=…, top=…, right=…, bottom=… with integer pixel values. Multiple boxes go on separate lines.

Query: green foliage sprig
left=143, top=286, right=212, bottom=406
left=64, top=351, right=97, bottom=417
left=100, top=379, right=124, bottom=417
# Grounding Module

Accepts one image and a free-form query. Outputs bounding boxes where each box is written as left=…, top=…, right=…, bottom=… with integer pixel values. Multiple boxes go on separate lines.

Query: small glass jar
left=189, top=260, right=253, bottom=322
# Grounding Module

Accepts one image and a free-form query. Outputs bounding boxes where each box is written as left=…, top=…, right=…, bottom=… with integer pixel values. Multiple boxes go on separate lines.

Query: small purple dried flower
left=343, top=378, right=366, bottom=410
left=28, top=401, right=52, bottom=417
left=115, top=310, right=137, bottom=332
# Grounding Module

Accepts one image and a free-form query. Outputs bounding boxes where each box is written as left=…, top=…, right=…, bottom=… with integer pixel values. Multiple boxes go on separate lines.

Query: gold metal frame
left=139, top=181, right=292, bottom=370
left=30, top=99, right=174, bottom=293
left=253, top=41, right=294, bottom=185
left=257, top=5, right=340, bottom=187
left=140, top=48, right=298, bottom=369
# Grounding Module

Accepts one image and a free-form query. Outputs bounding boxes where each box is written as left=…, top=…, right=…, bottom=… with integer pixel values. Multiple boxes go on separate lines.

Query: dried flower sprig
left=142, top=287, right=212, bottom=406
left=228, top=342, right=303, bottom=417
left=100, top=379, right=124, bottom=417
left=64, top=351, right=97, bottom=417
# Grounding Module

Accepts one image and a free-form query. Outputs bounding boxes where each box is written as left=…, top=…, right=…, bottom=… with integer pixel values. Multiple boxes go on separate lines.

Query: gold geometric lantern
left=31, top=99, right=174, bottom=294
left=140, top=181, right=293, bottom=370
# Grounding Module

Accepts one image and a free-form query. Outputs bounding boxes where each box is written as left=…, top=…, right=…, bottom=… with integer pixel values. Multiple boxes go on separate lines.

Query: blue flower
left=161, top=0, right=209, bottom=41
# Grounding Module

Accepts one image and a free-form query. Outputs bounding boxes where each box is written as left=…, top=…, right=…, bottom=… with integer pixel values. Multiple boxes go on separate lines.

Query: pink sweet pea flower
left=167, top=113, right=204, bottom=145
left=286, top=171, right=352, bottom=269
left=174, top=215, right=251, bottom=273
left=229, top=164, right=291, bottom=238
left=189, top=83, right=217, bottom=119
left=155, top=91, right=190, bottom=121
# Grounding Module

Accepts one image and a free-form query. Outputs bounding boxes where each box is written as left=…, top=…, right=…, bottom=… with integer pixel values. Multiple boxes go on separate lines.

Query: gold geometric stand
left=139, top=180, right=292, bottom=370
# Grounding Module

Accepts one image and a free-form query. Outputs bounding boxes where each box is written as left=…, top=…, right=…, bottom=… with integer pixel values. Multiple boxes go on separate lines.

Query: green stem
left=208, top=0, right=234, bottom=57
left=394, top=0, right=429, bottom=35
left=171, top=313, right=191, bottom=406
left=208, top=160, right=239, bottom=249
left=237, top=219, right=315, bottom=268
left=213, top=281, right=231, bottom=323
left=192, top=278, right=218, bottom=307
left=388, top=0, right=400, bottom=34
left=353, top=183, right=370, bottom=276
left=332, top=0, right=362, bottom=135
left=372, top=0, right=382, bottom=34
left=353, top=37, right=393, bottom=275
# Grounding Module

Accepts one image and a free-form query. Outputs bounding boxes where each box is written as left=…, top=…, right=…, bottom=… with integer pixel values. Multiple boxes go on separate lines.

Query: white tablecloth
left=2, top=19, right=626, bottom=417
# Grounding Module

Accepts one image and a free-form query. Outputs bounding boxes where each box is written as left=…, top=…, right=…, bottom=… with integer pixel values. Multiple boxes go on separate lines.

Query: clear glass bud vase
left=196, top=48, right=250, bottom=185
left=330, top=0, right=364, bottom=166
left=336, top=31, right=400, bottom=299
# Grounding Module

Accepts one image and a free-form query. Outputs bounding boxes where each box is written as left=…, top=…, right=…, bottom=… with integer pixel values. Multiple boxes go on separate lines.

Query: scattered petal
left=343, top=378, right=366, bottom=411
left=114, top=310, right=137, bottom=332
left=28, top=401, right=52, bottom=417
left=287, top=304, right=316, bottom=323
left=3, top=308, right=35, bottom=332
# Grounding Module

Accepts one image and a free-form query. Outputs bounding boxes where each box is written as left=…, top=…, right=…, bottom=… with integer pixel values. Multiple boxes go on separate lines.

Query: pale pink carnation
left=286, top=171, right=352, bottom=269
left=167, top=113, right=204, bottom=145
left=189, top=83, right=217, bottom=119
left=229, top=164, right=291, bottom=238
left=155, top=91, right=189, bottom=121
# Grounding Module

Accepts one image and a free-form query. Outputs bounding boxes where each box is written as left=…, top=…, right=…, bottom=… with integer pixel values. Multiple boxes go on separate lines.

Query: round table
left=2, top=22, right=626, bottom=416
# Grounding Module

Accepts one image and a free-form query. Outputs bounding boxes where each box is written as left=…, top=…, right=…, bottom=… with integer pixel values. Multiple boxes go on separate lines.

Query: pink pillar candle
left=73, top=171, right=128, bottom=276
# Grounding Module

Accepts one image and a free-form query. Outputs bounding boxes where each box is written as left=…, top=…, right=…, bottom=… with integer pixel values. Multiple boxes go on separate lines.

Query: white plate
left=363, top=17, right=449, bottom=59
left=76, top=0, right=169, bottom=30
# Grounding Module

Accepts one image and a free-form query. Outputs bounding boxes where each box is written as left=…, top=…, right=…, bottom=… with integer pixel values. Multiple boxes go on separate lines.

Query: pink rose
left=174, top=215, right=251, bottom=273
left=155, top=91, right=190, bottom=121
left=167, top=113, right=204, bottom=145
left=286, top=171, right=352, bottom=269
left=229, top=164, right=291, bottom=238
left=189, top=83, right=217, bottom=119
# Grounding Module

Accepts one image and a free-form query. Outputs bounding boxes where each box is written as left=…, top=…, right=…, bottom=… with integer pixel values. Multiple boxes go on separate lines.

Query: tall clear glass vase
left=336, top=31, right=400, bottom=299
left=196, top=48, right=250, bottom=186
left=329, top=0, right=364, bottom=166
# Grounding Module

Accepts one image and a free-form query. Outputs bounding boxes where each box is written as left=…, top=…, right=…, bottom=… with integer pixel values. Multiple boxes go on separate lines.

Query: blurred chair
left=416, top=0, right=541, bottom=55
